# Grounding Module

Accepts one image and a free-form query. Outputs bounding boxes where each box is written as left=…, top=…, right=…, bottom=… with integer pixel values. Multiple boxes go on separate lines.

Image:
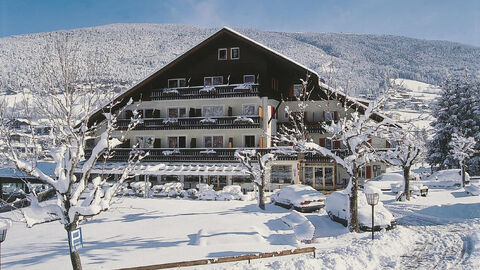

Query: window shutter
left=179, top=137, right=186, bottom=148
left=228, top=106, right=233, bottom=116
left=289, top=85, right=294, bottom=97
left=334, top=140, right=341, bottom=149
left=303, top=112, right=308, bottom=122
left=228, top=137, right=233, bottom=148
left=153, top=109, right=161, bottom=118
left=189, top=108, right=195, bottom=117
left=195, top=108, right=202, bottom=117
left=319, top=138, right=326, bottom=147
left=366, top=165, right=372, bottom=179
left=125, top=110, right=133, bottom=119
left=386, top=140, right=391, bottom=148
left=322, top=111, right=326, bottom=121
left=270, top=106, right=275, bottom=119
left=154, top=139, right=162, bottom=148
left=190, top=138, right=196, bottom=148
left=334, top=111, right=339, bottom=121
left=367, top=138, right=372, bottom=145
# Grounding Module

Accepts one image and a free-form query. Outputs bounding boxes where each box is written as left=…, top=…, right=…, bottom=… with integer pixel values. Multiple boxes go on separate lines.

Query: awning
left=83, top=162, right=250, bottom=176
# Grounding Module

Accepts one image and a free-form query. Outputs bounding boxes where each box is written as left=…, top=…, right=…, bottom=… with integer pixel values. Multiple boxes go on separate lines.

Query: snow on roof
left=82, top=162, right=250, bottom=176
left=0, top=162, right=56, bottom=179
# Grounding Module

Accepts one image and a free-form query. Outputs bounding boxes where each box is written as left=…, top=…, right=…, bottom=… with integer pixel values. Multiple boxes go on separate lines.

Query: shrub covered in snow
left=216, top=185, right=243, bottom=201
left=326, top=190, right=396, bottom=231
left=152, top=182, right=184, bottom=197
left=281, top=211, right=315, bottom=242
left=196, top=184, right=217, bottom=201
left=129, top=181, right=152, bottom=196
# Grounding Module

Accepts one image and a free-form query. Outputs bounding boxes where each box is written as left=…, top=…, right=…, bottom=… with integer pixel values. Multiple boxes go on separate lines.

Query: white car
left=362, top=173, right=404, bottom=191
left=464, top=184, right=480, bottom=196
left=391, top=182, right=428, bottom=197
left=325, top=190, right=396, bottom=231
left=271, top=184, right=326, bottom=212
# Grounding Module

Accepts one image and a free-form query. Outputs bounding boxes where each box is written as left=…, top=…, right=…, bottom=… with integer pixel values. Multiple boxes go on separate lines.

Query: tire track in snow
left=387, top=204, right=469, bottom=269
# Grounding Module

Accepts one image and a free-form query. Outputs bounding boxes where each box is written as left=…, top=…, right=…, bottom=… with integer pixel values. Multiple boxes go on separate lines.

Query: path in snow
left=387, top=202, right=479, bottom=269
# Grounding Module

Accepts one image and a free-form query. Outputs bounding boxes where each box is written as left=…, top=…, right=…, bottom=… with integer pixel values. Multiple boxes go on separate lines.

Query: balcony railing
left=85, top=147, right=334, bottom=162
left=277, top=122, right=326, bottom=133
left=150, top=84, right=260, bottom=100
left=116, top=116, right=261, bottom=130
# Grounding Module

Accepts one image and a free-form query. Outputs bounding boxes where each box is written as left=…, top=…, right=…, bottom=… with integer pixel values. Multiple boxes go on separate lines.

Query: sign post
left=68, top=227, right=83, bottom=252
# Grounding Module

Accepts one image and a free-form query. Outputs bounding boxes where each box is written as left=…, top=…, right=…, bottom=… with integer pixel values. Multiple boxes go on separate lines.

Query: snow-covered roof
left=82, top=162, right=250, bottom=176
left=0, top=161, right=56, bottom=179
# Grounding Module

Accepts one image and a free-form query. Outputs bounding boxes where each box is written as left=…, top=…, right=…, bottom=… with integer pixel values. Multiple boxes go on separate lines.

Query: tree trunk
left=349, top=174, right=359, bottom=233
left=258, top=184, right=265, bottom=210
left=65, top=223, right=83, bottom=270
left=403, top=166, right=411, bottom=201
left=461, top=162, right=466, bottom=187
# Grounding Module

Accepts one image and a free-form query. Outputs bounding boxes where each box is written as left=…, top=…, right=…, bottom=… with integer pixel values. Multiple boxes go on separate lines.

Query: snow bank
left=464, top=184, right=480, bottom=196
left=281, top=211, right=314, bottom=242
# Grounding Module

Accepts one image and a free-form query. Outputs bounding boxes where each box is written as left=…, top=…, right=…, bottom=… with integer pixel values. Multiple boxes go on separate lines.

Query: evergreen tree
left=427, top=76, right=480, bottom=174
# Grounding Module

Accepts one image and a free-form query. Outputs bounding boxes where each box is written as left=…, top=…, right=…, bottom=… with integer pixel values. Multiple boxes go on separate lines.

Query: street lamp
left=365, top=192, right=379, bottom=240
left=0, top=226, right=8, bottom=270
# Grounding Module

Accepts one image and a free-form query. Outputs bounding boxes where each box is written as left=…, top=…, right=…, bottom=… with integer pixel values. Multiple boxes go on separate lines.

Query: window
left=243, top=75, right=255, bottom=84
left=204, top=135, right=223, bottom=148
left=242, top=104, right=256, bottom=115
left=324, top=111, right=335, bottom=122
left=231, top=47, right=240, bottom=60
left=204, top=76, right=223, bottom=86
left=244, top=135, right=255, bottom=147
left=134, top=136, right=155, bottom=148
left=168, top=136, right=186, bottom=148
left=168, top=78, right=186, bottom=88
left=202, top=105, right=224, bottom=117
left=168, top=107, right=187, bottom=118
left=293, top=84, right=303, bottom=96
left=359, top=167, right=366, bottom=179
left=218, top=48, right=227, bottom=60
left=271, top=165, right=292, bottom=183
left=271, top=78, right=278, bottom=91
left=373, top=165, right=382, bottom=178
left=325, top=139, right=332, bottom=150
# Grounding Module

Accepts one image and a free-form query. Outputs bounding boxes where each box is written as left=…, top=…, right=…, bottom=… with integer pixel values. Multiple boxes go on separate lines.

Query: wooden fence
left=117, top=247, right=316, bottom=270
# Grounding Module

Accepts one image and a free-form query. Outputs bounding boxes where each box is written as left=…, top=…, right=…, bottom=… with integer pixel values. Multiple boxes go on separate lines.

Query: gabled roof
left=88, top=27, right=320, bottom=125
left=88, top=27, right=390, bottom=125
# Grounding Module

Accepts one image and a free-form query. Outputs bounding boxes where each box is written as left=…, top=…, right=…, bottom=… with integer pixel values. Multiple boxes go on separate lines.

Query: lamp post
left=0, top=225, right=8, bottom=270
left=365, top=192, right=379, bottom=240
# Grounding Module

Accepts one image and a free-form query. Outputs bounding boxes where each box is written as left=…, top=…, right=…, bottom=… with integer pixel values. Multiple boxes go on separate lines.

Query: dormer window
left=231, top=47, right=240, bottom=60
left=218, top=48, right=227, bottom=60
left=168, top=78, right=186, bottom=88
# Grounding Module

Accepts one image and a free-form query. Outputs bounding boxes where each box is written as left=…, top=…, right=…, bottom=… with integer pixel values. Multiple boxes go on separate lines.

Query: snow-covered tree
left=0, top=34, right=145, bottom=270
left=427, top=77, right=480, bottom=174
left=275, top=76, right=394, bottom=232
left=380, top=125, right=423, bottom=200
left=235, top=149, right=275, bottom=210
left=449, top=133, right=477, bottom=187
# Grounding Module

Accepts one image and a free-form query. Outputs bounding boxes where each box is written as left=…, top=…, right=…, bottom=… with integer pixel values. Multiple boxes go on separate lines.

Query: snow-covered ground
left=1, top=188, right=479, bottom=269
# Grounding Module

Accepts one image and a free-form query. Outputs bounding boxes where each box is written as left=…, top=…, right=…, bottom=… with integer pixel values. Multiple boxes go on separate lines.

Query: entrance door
left=324, top=167, right=334, bottom=188
left=314, top=167, right=324, bottom=188
left=304, top=167, right=313, bottom=186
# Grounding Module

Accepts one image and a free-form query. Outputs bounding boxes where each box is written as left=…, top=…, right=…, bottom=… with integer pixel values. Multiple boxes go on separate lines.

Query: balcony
left=116, top=116, right=261, bottom=130
left=277, top=122, right=326, bottom=133
left=85, top=147, right=333, bottom=162
left=150, top=83, right=260, bottom=100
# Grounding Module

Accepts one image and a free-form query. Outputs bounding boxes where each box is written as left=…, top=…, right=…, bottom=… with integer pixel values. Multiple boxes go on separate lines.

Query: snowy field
left=1, top=188, right=479, bottom=269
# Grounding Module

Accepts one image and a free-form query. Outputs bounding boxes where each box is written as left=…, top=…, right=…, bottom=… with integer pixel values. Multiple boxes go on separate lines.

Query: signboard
left=68, top=227, right=83, bottom=252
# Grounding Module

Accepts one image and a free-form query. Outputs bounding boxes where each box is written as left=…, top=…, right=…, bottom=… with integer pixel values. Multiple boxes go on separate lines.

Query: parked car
left=325, top=190, right=396, bottom=231
left=390, top=182, right=428, bottom=197
left=270, top=184, right=326, bottom=212
left=464, top=184, right=480, bottom=196
left=361, top=173, right=404, bottom=191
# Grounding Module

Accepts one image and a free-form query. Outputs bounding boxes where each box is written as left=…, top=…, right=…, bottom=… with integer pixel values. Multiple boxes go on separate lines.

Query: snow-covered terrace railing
left=150, top=83, right=259, bottom=100
left=277, top=122, right=329, bottom=133
left=84, top=147, right=334, bottom=162
left=116, top=115, right=261, bottom=130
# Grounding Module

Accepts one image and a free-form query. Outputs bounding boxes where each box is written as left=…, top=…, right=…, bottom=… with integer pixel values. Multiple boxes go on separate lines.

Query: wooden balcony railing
left=150, top=84, right=260, bottom=100
left=116, top=116, right=261, bottom=130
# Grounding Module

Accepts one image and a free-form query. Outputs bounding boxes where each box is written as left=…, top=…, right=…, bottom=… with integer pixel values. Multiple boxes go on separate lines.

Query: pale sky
left=1, top=0, right=479, bottom=46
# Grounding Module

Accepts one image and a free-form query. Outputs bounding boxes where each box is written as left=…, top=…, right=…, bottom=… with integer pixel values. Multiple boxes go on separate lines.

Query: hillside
left=0, top=23, right=479, bottom=95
